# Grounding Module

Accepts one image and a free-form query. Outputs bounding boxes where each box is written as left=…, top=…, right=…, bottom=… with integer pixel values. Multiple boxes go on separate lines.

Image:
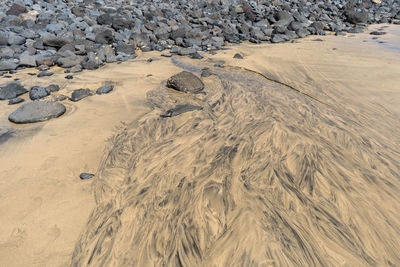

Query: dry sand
left=1, top=24, right=400, bottom=266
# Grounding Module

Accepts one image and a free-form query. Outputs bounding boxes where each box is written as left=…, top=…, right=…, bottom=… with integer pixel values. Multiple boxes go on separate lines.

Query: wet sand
left=1, top=24, right=400, bottom=266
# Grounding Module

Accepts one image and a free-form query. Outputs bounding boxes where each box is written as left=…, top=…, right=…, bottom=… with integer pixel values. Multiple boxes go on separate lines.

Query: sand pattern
left=70, top=64, right=400, bottom=266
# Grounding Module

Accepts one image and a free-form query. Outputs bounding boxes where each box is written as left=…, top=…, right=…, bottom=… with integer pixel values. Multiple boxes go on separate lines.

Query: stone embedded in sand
left=96, top=85, right=114, bottom=95
left=160, top=104, right=203, bottom=118
left=80, top=173, right=95, bottom=180
left=167, top=71, right=204, bottom=93
left=0, top=82, right=28, bottom=100
left=8, top=101, right=66, bottom=124
left=69, top=89, right=93, bottom=102
left=29, top=86, right=50, bottom=100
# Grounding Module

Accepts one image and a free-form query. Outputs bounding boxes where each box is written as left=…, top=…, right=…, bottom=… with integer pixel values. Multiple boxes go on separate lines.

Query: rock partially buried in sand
left=69, top=89, right=93, bottom=102
left=80, top=173, right=95, bottom=180
left=8, top=97, right=24, bottom=105
left=167, top=71, right=204, bottom=93
left=96, top=85, right=114, bottom=95
left=160, top=104, right=203, bottom=118
left=0, top=82, right=28, bottom=100
left=8, top=101, right=66, bottom=124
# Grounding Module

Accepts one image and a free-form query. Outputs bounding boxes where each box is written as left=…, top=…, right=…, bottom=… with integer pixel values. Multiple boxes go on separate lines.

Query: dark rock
left=271, top=34, right=288, bottom=43
left=6, top=4, right=27, bottom=16
left=95, top=29, right=114, bottom=44
left=233, top=53, right=244, bottom=59
left=47, top=84, right=60, bottom=92
left=65, top=75, right=74, bottom=80
left=161, top=53, right=172, bottom=57
left=82, top=60, right=100, bottom=70
left=167, top=71, right=204, bottom=93
left=43, top=36, right=70, bottom=48
left=29, top=86, right=50, bottom=100
left=8, top=101, right=66, bottom=124
left=37, top=71, right=54, bottom=77
left=370, top=31, right=386, bottom=35
left=296, top=28, right=310, bottom=38
left=0, top=82, right=28, bottom=100
left=346, top=10, right=368, bottom=24
left=96, top=85, right=114, bottom=94
left=98, top=13, right=113, bottom=25
left=69, top=89, right=93, bottom=102
left=57, top=56, right=85, bottom=68
left=201, top=69, right=213, bottom=77
left=80, top=173, right=95, bottom=180
left=8, top=97, right=24, bottom=105
left=161, top=104, right=203, bottom=118
left=189, top=52, right=203, bottom=59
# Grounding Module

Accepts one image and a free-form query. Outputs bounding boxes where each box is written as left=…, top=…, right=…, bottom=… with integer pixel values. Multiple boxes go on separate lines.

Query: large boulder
left=0, top=82, right=28, bottom=100
left=8, top=101, right=66, bottom=124
left=167, top=71, right=204, bottom=93
left=346, top=10, right=368, bottom=24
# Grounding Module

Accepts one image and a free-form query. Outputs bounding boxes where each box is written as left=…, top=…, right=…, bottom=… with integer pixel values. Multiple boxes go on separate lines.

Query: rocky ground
left=0, top=0, right=399, bottom=123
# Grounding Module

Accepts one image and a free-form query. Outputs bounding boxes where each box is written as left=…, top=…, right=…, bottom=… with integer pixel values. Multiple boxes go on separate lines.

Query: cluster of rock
left=0, top=80, right=114, bottom=123
left=0, top=0, right=399, bottom=72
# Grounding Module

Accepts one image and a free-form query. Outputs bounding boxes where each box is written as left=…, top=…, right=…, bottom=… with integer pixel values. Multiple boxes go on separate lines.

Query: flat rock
left=47, top=84, right=60, bottom=92
left=8, top=101, right=66, bottom=124
left=0, top=82, right=28, bottom=100
left=80, top=173, right=95, bottom=180
left=69, top=89, right=93, bottom=102
left=37, top=71, right=54, bottom=77
left=96, top=85, right=114, bottom=94
left=167, top=71, right=204, bottom=93
left=161, top=104, right=203, bottom=118
left=0, top=59, right=18, bottom=71
left=8, top=97, right=24, bottom=105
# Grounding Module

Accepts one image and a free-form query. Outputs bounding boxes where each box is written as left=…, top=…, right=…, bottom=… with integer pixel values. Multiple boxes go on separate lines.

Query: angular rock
left=167, top=71, right=204, bottom=93
left=19, top=53, right=37, bottom=67
left=0, top=82, right=28, bottom=100
left=346, top=10, right=368, bottom=24
left=57, top=56, right=84, bottom=68
left=9, top=101, right=66, bottom=124
left=6, top=4, right=27, bottom=16
left=80, top=173, right=95, bottom=180
left=0, top=59, right=18, bottom=71
left=29, top=86, right=50, bottom=100
left=43, top=36, right=70, bottom=48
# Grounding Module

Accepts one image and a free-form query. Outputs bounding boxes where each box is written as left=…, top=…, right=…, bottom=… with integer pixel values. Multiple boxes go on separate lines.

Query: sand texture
left=1, top=25, right=400, bottom=266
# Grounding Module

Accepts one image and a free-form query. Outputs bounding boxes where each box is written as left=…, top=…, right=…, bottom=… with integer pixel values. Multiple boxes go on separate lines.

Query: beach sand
left=1, top=24, right=399, bottom=266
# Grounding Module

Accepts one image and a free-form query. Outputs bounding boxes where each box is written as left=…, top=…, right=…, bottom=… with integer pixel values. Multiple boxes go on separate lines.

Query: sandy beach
left=1, top=24, right=400, bottom=266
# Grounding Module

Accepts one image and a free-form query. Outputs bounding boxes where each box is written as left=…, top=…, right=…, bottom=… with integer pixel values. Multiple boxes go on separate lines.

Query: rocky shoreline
left=0, top=0, right=399, bottom=124
left=0, top=0, right=399, bottom=73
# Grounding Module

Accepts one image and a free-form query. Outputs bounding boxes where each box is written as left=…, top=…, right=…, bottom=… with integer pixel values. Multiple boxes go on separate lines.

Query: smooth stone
left=96, top=85, right=114, bottom=94
left=37, top=71, right=54, bottom=77
left=167, top=71, right=204, bottom=93
left=233, top=53, right=244, bottom=59
left=69, top=89, right=93, bottom=102
left=8, top=101, right=66, bottom=124
left=80, top=173, right=95, bottom=180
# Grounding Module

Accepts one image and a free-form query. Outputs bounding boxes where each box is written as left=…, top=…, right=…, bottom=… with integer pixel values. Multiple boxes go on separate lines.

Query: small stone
left=96, top=85, right=114, bottom=95
left=47, top=84, right=60, bottom=92
left=65, top=75, right=73, bottom=80
left=80, top=173, right=94, bottom=180
left=189, top=52, right=203, bottom=59
left=8, top=97, right=24, bottom=105
left=233, top=53, right=244, bottom=59
left=37, top=71, right=54, bottom=77
left=370, top=31, right=386, bottom=35
left=160, top=104, right=203, bottom=118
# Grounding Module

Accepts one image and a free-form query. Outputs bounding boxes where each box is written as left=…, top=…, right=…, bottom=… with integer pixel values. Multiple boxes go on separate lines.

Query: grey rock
left=233, top=53, right=244, bottom=59
left=29, top=86, right=50, bottom=100
left=69, top=89, right=93, bottom=102
left=0, top=82, right=28, bottom=100
left=19, top=53, right=37, bottom=67
left=271, top=34, right=288, bottom=43
left=346, top=10, right=368, bottom=24
left=96, top=85, right=114, bottom=94
left=95, top=29, right=114, bottom=44
left=37, top=71, right=53, bottom=77
left=0, top=59, right=18, bottom=71
left=80, top=173, right=94, bottom=180
left=57, top=56, right=84, bottom=68
left=160, top=104, right=203, bottom=118
left=167, top=71, right=204, bottom=93
left=8, top=97, right=24, bottom=105
left=8, top=101, right=66, bottom=124
left=296, top=28, right=310, bottom=38
left=47, top=84, right=60, bottom=92
left=43, top=36, right=70, bottom=48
